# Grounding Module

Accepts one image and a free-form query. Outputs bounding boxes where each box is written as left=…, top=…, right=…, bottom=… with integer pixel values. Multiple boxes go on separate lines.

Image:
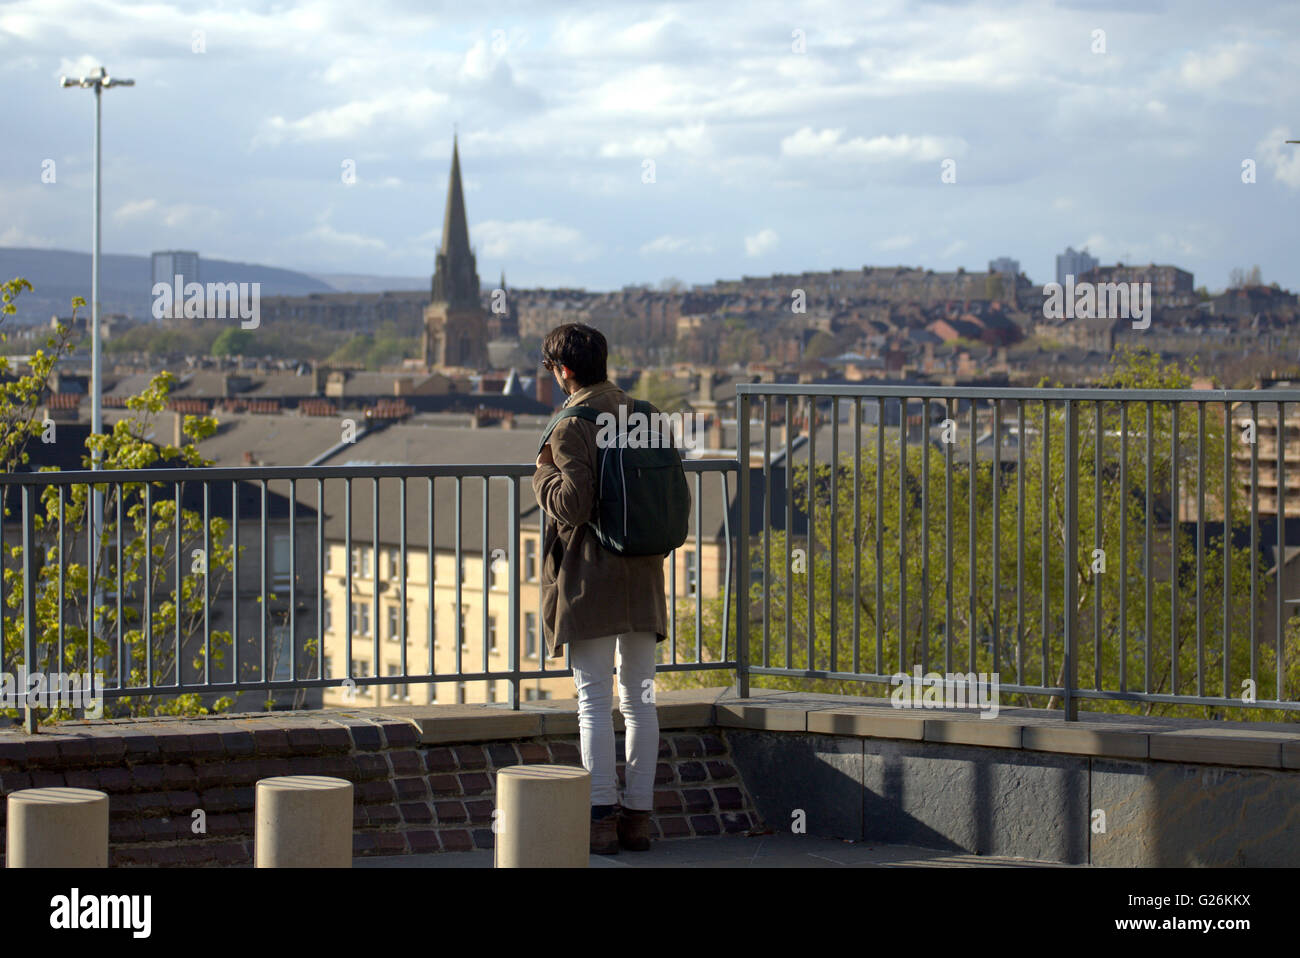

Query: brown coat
left=531, top=380, right=669, bottom=658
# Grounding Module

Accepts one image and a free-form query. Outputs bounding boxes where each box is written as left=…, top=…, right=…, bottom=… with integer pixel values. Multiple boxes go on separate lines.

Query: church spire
left=431, top=134, right=479, bottom=307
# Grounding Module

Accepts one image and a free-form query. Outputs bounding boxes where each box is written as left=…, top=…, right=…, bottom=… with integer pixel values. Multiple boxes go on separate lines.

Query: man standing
left=532, top=323, right=667, bottom=855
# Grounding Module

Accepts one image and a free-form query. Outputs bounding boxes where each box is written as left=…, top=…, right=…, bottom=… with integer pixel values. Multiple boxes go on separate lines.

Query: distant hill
left=0, top=247, right=337, bottom=323
left=309, top=272, right=427, bottom=293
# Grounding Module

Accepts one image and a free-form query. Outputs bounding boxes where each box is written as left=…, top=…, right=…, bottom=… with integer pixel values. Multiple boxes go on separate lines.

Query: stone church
left=422, top=136, right=488, bottom=371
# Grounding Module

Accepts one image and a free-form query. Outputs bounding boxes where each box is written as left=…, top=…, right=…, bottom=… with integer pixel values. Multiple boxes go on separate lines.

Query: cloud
left=640, top=234, right=714, bottom=255
left=1179, top=43, right=1250, bottom=89
left=876, top=234, right=915, bottom=251
left=744, top=228, right=778, bottom=257
left=780, top=127, right=962, bottom=163
left=473, top=218, right=598, bottom=261
left=1258, top=126, right=1300, bottom=190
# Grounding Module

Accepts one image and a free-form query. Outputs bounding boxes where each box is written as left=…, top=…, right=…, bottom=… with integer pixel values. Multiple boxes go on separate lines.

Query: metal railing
left=0, top=459, right=738, bottom=728
left=735, top=383, right=1300, bottom=719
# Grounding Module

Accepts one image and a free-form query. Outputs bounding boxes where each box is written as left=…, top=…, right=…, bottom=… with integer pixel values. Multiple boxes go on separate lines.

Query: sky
left=2, top=0, right=1300, bottom=293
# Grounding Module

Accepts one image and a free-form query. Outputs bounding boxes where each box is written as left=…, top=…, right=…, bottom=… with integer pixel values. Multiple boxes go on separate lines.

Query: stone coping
left=3, top=686, right=1298, bottom=771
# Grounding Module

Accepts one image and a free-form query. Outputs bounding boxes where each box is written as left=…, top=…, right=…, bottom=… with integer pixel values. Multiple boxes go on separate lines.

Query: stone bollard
left=6, top=787, right=109, bottom=868
left=494, top=764, right=591, bottom=868
left=255, top=775, right=353, bottom=868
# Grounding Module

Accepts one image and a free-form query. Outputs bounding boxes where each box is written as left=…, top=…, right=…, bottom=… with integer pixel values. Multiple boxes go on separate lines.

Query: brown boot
left=616, top=805, right=652, bottom=851
left=590, top=808, right=619, bottom=855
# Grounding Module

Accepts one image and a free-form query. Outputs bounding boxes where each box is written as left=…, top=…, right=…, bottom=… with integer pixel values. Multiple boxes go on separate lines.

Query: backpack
left=537, top=398, right=691, bottom=557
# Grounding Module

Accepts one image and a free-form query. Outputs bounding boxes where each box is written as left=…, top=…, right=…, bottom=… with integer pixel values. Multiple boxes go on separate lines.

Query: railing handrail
left=737, top=383, right=1300, bottom=403
left=0, top=457, right=738, bottom=487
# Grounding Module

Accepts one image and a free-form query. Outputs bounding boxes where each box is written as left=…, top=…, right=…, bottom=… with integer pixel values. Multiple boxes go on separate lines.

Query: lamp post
left=60, top=65, right=133, bottom=450
left=60, top=66, right=132, bottom=720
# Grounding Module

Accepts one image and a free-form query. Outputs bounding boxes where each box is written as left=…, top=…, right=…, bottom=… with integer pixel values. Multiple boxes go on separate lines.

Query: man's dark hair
left=542, top=323, right=608, bottom=387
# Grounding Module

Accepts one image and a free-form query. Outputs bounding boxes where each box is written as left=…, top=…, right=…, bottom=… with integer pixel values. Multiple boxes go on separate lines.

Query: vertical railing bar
left=57, top=487, right=65, bottom=675
left=1276, top=401, right=1285, bottom=702
left=1222, top=401, right=1231, bottom=701
left=968, top=397, right=977, bottom=675
left=829, top=396, right=838, bottom=674
left=1119, top=402, right=1128, bottom=693
left=763, top=396, right=772, bottom=670
left=436, top=475, right=441, bottom=686
left=287, top=478, right=296, bottom=686
left=921, top=397, right=930, bottom=674
left=785, top=396, right=793, bottom=671
left=482, top=476, right=490, bottom=685
left=455, top=476, right=463, bottom=677
left=21, top=486, right=38, bottom=732
left=144, top=482, right=152, bottom=688
left=373, top=476, right=380, bottom=695
left=1017, top=399, right=1025, bottom=686
left=344, top=477, right=352, bottom=692
left=694, top=469, right=703, bottom=665
left=201, top=480, right=209, bottom=687
left=806, top=396, right=815, bottom=670
left=944, top=397, right=952, bottom=675
left=1196, top=402, right=1205, bottom=698
left=231, top=480, right=239, bottom=690
left=853, top=396, right=861, bottom=676
left=1171, top=402, right=1179, bottom=696
left=508, top=476, right=520, bottom=709
left=316, top=478, right=324, bottom=687
left=1145, top=402, right=1153, bottom=695
left=1063, top=400, right=1078, bottom=720
left=174, top=480, right=182, bottom=686
left=720, top=471, right=733, bottom=668
left=1094, top=401, right=1102, bottom=690
left=992, top=400, right=1001, bottom=677
left=260, top=479, right=268, bottom=687
left=875, top=397, right=884, bottom=676
left=1040, top=399, right=1049, bottom=690
left=899, top=396, right=908, bottom=676
left=1250, top=401, right=1259, bottom=689
left=400, top=478, right=408, bottom=686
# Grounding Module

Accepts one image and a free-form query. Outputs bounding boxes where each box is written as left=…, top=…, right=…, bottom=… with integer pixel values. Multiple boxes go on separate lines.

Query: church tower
left=423, top=135, right=487, bottom=370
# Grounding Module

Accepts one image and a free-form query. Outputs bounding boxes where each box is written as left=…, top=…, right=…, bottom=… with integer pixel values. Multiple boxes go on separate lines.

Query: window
left=685, top=550, right=698, bottom=596
left=525, top=687, right=552, bottom=701
left=429, top=684, right=438, bottom=703
left=488, top=615, right=498, bottom=653
left=460, top=559, right=470, bottom=586
left=458, top=605, right=469, bottom=650
left=487, top=682, right=496, bottom=703
left=388, top=548, right=400, bottom=579
left=387, top=606, right=407, bottom=644
left=386, top=665, right=408, bottom=701
left=271, top=534, right=291, bottom=589
left=351, top=603, right=370, bottom=636
left=323, top=655, right=332, bottom=680
left=350, top=658, right=369, bottom=678
left=322, top=602, right=332, bottom=633
left=456, top=682, right=466, bottom=704
left=324, top=549, right=333, bottom=574
left=524, top=612, right=537, bottom=659
left=490, top=554, right=504, bottom=591
left=524, top=539, right=538, bottom=582
left=352, top=547, right=371, bottom=578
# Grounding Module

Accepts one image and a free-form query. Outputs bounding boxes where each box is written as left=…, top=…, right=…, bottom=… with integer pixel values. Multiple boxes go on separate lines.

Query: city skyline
left=3, top=0, right=1300, bottom=295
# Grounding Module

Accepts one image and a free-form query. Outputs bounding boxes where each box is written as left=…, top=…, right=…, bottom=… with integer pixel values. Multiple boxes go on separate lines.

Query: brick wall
left=0, top=715, right=761, bottom=866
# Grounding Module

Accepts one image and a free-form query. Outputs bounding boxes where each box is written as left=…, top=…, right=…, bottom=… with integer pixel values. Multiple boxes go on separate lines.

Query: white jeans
left=569, top=632, right=659, bottom=811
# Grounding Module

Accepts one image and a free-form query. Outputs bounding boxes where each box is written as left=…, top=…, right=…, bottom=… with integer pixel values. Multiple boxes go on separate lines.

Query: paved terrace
left=1, top=686, right=1297, bottom=866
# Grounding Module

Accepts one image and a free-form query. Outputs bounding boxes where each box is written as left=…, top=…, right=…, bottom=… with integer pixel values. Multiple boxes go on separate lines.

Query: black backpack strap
left=537, top=404, right=602, bottom=455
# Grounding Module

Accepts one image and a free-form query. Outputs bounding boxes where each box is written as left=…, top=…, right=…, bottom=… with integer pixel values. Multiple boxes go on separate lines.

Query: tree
left=661, top=347, right=1299, bottom=721
left=0, top=279, right=319, bottom=724
left=211, top=327, right=254, bottom=356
